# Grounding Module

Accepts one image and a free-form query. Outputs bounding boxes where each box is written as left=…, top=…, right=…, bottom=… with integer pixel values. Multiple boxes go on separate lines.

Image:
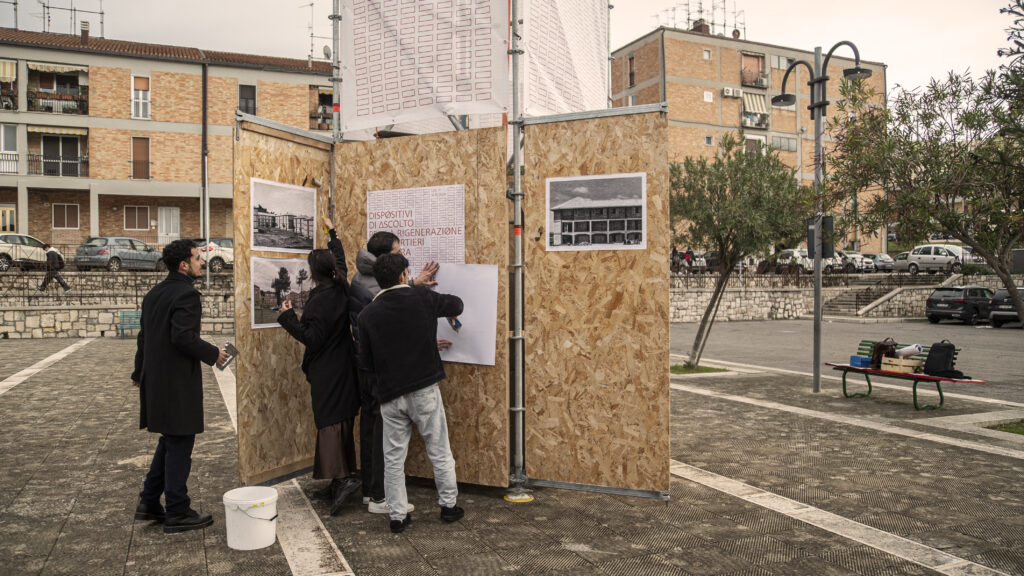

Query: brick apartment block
left=0, top=27, right=332, bottom=255
left=612, top=22, right=889, bottom=253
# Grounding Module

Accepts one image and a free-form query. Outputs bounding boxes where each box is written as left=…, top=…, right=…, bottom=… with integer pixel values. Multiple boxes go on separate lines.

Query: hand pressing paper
left=434, top=264, right=498, bottom=366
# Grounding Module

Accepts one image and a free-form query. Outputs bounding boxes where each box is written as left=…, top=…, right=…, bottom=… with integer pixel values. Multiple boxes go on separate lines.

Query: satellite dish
left=323, top=45, right=332, bottom=59
left=732, top=29, right=741, bottom=39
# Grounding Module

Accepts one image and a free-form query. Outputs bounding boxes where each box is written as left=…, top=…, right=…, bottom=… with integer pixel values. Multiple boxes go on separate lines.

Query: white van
left=906, top=244, right=959, bottom=274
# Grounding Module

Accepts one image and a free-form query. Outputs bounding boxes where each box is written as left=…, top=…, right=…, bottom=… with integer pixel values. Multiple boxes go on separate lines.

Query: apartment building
left=0, top=26, right=333, bottom=256
left=610, top=22, right=888, bottom=253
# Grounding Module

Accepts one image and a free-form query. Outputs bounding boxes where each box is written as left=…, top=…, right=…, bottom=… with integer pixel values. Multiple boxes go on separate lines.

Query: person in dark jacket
left=132, top=239, right=229, bottom=534
left=357, top=253, right=465, bottom=533
left=38, top=243, right=69, bottom=291
left=278, top=215, right=362, bottom=515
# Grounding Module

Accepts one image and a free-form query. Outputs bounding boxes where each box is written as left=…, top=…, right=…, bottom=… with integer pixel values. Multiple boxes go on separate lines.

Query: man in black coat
left=38, top=243, right=69, bottom=291
left=357, top=253, right=465, bottom=533
left=131, top=239, right=228, bottom=533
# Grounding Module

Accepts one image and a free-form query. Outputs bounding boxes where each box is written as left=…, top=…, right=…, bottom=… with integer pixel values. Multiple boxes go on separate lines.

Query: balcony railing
left=131, top=160, right=152, bottom=180
left=27, top=154, right=89, bottom=177
left=0, top=152, right=16, bottom=174
left=26, top=87, right=89, bottom=115
left=741, top=68, right=769, bottom=89
left=0, top=86, right=16, bottom=110
left=741, top=112, right=769, bottom=130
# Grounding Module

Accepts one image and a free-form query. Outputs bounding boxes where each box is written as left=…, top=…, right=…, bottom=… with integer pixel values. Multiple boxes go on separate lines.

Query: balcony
left=741, top=68, right=769, bottom=89
left=27, top=154, right=89, bottom=177
left=741, top=112, right=769, bottom=130
left=310, top=104, right=334, bottom=131
left=0, top=86, right=16, bottom=111
left=0, top=152, right=16, bottom=174
left=27, top=87, right=89, bottom=115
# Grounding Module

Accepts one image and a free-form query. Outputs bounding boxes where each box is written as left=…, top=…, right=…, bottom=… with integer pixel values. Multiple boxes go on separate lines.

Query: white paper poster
left=366, top=184, right=466, bottom=273
left=340, top=0, right=510, bottom=132
left=435, top=264, right=498, bottom=366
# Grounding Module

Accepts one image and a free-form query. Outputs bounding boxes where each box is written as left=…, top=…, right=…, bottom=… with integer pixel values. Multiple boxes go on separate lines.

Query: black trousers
left=40, top=270, right=69, bottom=290
left=358, top=370, right=384, bottom=501
left=139, top=433, right=195, bottom=516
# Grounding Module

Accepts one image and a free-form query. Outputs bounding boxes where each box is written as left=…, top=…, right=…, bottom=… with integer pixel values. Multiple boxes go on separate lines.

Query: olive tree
left=672, top=133, right=814, bottom=367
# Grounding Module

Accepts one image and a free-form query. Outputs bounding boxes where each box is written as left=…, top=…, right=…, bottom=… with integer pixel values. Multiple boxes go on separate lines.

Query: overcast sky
left=1, top=0, right=1013, bottom=96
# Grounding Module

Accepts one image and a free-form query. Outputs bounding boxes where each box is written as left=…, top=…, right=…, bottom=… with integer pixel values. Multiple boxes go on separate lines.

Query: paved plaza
left=1, top=321, right=1023, bottom=575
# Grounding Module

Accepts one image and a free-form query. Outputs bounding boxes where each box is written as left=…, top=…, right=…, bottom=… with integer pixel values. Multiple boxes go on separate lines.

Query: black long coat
left=278, top=232, right=360, bottom=429
left=132, top=272, right=221, bottom=435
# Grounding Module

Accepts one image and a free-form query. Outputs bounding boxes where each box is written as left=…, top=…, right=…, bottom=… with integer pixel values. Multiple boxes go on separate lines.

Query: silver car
left=75, top=236, right=165, bottom=272
left=906, top=244, right=960, bottom=275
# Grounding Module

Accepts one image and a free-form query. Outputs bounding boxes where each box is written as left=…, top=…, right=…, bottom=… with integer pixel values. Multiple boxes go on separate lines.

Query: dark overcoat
left=277, top=232, right=360, bottom=429
left=132, top=272, right=221, bottom=435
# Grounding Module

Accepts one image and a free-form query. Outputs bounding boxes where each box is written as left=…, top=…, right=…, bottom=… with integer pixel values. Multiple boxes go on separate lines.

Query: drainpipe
left=202, top=62, right=210, bottom=285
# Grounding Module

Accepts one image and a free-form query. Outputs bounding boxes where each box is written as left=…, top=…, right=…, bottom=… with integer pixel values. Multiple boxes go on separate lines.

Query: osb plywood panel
left=522, top=112, right=670, bottom=492
left=334, top=127, right=509, bottom=488
left=234, top=123, right=332, bottom=485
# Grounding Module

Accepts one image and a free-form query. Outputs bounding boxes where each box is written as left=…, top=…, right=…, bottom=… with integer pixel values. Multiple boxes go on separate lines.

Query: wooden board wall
left=334, top=127, right=510, bottom=488
left=522, top=112, right=671, bottom=492
left=234, top=123, right=332, bottom=485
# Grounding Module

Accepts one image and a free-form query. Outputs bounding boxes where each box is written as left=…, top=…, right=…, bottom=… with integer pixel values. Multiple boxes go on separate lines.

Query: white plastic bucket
left=223, top=486, right=278, bottom=550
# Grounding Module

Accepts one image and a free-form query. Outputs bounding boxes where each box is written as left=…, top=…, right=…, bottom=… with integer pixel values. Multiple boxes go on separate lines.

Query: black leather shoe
left=312, top=480, right=338, bottom=501
left=163, top=509, right=214, bottom=533
left=330, top=477, right=361, bottom=516
left=440, top=504, right=465, bottom=523
left=389, top=513, right=412, bottom=534
left=135, top=499, right=165, bottom=522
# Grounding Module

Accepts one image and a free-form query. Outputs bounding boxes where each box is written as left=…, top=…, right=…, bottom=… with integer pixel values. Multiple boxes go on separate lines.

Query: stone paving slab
left=0, top=338, right=80, bottom=381
left=2, top=338, right=1023, bottom=575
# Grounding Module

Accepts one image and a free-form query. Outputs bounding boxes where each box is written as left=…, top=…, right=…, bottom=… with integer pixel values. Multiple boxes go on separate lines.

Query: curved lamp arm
left=822, top=40, right=862, bottom=73
left=778, top=59, right=815, bottom=97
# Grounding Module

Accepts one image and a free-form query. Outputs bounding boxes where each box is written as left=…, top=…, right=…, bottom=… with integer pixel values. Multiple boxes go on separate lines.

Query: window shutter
left=133, top=77, right=150, bottom=91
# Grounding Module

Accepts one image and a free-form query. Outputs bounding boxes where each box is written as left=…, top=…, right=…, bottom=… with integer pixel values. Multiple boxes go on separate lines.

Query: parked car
left=775, top=249, right=812, bottom=273
left=193, top=237, right=234, bottom=273
left=75, top=236, right=165, bottom=271
left=906, top=244, right=960, bottom=275
left=863, top=253, right=894, bottom=272
left=939, top=244, right=984, bottom=266
left=926, top=285, right=993, bottom=325
left=893, top=251, right=911, bottom=273
left=835, top=249, right=875, bottom=273
left=989, top=287, right=1023, bottom=328
left=0, top=233, right=54, bottom=272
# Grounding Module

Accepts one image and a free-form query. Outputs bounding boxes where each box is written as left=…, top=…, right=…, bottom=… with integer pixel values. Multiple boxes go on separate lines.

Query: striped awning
left=27, top=125, right=88, bottom=136
left=742, top=92, right=768, bottom=115
left=0, top=59, right=16, bottom=83
left=317, top=87, right=333, bottom=95
left=26, top=61, right=88, bottom=74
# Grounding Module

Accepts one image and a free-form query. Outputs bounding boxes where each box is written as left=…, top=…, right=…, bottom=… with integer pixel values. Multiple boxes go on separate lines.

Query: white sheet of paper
left=434, top=264, right=498, bottom=367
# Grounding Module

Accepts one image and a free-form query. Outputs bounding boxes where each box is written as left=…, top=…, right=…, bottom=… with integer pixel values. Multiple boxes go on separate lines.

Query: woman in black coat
left=278, top=215, right=361, bottom=515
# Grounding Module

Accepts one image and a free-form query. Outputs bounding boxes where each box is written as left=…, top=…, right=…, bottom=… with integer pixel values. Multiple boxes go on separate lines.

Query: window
left=38, top=72, right=56, bottom=90
left=744, top=136, right=765, bottom=153
left=627, top=56, right=635, bottom=87
left=132, top=76, right=150, bottom=119
left=703, top=90, right=713, bottom=103
left=770, top=55, right=794, bottom=70
left=704, top=135, right=713, bottom=146
left=741, top=53, right=766, bottom=87
left=771, top=136, right=797, bottom=152
left=1, top=124, right=15, bottom=175
left=628, top=94, right=637, bottom=106
left=131, top=137, right=150, bottom=179
left=52, top=203, right=79, bottom=229
left=239, top=84, right=257, bottom=115
left=702, top=49, right=712, bottom=60
left=124, top=205, right=150, bottom=231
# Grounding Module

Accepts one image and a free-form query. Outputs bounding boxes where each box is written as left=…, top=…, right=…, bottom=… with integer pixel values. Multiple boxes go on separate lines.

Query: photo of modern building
left=546, top=173, right=646, bottom=251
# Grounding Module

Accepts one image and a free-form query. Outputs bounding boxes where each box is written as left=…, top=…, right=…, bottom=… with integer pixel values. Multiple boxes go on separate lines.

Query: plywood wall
left=234, top=123, right=332, bottom=485
left=334, top=127, right=510, bottom=488
left=522, top=112, right=671, bottom=493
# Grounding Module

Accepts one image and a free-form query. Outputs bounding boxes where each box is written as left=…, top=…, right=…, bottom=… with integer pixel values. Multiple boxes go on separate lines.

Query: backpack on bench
left=924, top=340, right=966, bottom=379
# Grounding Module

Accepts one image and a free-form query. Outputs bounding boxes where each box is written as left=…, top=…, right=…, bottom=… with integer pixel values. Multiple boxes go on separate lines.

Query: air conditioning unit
left=733, top=88, right=743, bottom=98
left=722, top=87, right=734, bottom=97
left=756, top=73, right=769, bottom=88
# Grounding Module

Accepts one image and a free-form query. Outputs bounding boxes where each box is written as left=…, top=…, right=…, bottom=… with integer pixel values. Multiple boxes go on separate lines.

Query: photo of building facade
left=0, top=27, right=333, bottom=254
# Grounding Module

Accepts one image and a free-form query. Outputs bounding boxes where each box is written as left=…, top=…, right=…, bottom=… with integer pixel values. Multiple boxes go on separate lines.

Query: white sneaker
left=368, top=500, right=415, bottom=514
left=362, top=496, right=370, bottom=505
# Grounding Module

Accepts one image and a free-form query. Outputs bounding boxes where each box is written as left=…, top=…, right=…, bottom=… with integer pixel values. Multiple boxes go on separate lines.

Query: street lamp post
left=772, top=42, right=872, bottom=394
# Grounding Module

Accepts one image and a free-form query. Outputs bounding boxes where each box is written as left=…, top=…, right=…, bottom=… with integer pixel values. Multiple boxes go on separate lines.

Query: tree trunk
left=989, top=262, right=1024, bottom=328
left=686, top=266, right=735, bottom=368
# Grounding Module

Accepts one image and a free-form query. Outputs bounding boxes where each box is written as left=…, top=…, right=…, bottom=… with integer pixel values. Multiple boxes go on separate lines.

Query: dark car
left=863, top=253, right=894, bottom=272
left=75, top=236, right=165, bottom=271
left=926, top=285, right=993, bottom=325
left=989, top=287, right=1023, bottom=328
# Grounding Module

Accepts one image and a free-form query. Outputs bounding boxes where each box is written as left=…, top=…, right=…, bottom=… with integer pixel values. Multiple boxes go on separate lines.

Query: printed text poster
left=366, top=184, right=466, bottom=272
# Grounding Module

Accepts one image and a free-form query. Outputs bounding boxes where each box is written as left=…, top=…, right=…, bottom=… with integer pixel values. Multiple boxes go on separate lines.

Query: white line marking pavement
left=671, top=354, right=1024, bottom=409
left=207, top=336, right=353, bottom=576
left=670, top=381, right=1024, bottom=461
left=0, top=338, right=95, bottom=396
left=669, top=460, right=1009, bottom=576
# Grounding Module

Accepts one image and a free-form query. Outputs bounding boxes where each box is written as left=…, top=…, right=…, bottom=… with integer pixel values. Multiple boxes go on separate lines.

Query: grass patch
left=670, top=364, right=728, bottom=375
left=988, top=420, right=1024, bottom=436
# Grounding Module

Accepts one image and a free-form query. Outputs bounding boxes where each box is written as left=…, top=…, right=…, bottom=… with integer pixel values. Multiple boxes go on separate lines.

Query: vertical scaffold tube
left=509, top=0, right=526, bottom=490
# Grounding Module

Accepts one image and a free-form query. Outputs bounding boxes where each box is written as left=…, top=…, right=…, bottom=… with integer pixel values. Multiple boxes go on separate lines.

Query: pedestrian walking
left=38, top=243, right=69, bottom=291
left=131, top=239, right=229, bottom=533
left=357, top=252, right=465, bottom=533
left=278, top=215, right=362, bottom=515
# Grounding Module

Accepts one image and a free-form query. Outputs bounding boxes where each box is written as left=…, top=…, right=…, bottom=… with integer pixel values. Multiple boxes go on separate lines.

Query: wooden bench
left=118, top=310, right=142, bottom=339
left=825, top=339, right=986, bottom=410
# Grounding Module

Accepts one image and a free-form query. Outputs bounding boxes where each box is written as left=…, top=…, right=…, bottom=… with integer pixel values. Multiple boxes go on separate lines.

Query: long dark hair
left=307, top=249, right=339, bottom=285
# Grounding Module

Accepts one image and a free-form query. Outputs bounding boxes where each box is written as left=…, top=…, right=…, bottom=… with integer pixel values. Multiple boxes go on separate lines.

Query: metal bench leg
left=842, top=371, right=872, bottom=398
left=913, top=380, right=945, bottom=410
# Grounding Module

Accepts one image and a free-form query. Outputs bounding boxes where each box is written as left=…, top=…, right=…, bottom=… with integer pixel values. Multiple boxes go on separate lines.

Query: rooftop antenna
left=731, top=1, right=746, bottom=40
left=300, top=2, right=332, bottom=61
left=35, top=0, right=104, bottom=36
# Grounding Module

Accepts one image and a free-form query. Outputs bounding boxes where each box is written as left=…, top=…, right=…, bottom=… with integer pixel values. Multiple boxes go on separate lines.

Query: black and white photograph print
left=250, top=178, right=316, bottom=253
left=545, top=172, right=647, bottom=251
left=251, top=256, right=313, bottom=329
